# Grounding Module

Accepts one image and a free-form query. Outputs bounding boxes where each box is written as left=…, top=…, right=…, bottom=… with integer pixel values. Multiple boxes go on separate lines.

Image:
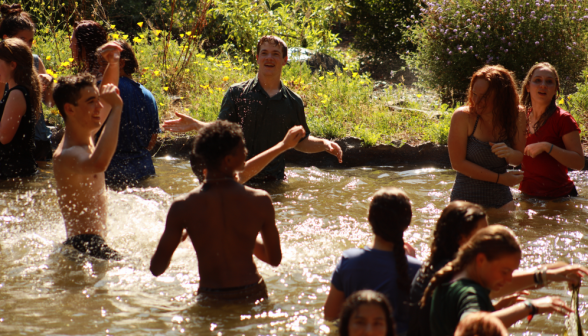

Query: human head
left=467, top=65, right=520, bottom=143
left=191, top=120, right=246, bottom=173
left=71, top=20, right=108, bottom=74
left=256, top=35, right=288, bottom=78
left=52, top=73, right=99, bottom=124
left=454, top=312, right=508, bottom=336
left=0, top=4, right=35, bottom=48
left=97, top=40, right=139, bottom=77
left=368, top=187, right=412, bottom=292
left=521, top=62, right=560, bottom=133
left=422, top=225, right=521, bottom=306
left=0, top=38, right=41, bottom=117
left=339, top=290, right=396, bottom=336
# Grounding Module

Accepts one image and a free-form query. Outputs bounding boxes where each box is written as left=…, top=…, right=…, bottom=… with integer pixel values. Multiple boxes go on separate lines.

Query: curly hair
left=421, top=225, right=521, bottom=307
left=0, top=38, right=42, bottom=119
left=0, top=4, right=35, bottom=37
left=467, top=65, right=520, bottom=144
left=339, top=290, right=396, bottom=336
left=52, top=73, right=96, bottom=121
left=72, top=20, right=108, bottom=75
left=520, top=62, right=560, bottom=134
left=455, top=312, right=508, bottom=336
left=191, top=120, right=245, bottom=170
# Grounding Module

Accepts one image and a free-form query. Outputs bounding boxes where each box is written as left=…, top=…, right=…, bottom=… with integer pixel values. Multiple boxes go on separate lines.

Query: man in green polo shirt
left=162, top=35, right=342, bottom=182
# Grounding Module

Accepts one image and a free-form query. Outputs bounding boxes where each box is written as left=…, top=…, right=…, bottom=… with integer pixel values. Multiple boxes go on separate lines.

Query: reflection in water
left=0, top=159, right=586, bottom=335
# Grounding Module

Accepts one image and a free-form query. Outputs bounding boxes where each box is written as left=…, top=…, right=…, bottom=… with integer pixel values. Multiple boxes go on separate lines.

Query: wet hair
left=520, top=62, right=560, bottom=134
left=454, top=312, right=508, bottom=336
left=0, top=4, right=35, bottom=38
left=52, top=73, right=96, bottom=121
left=73, top=20, right=108, bottom=74
left=256, top=35, right=288, bottom=58
left=368, top=187, right=412, bottom=293
left=0, top=38, right=42, bottom=119
left=421, top=225, right=521, bottom=306
left=115, top=40, right=139, bottom=75
left=467, top=65, right=520, bottom=144
left=339, top=290, right=396, bottom=336
left=414, top=201, right=487, bottom=289
left=191, top=120, right=245, bottom=170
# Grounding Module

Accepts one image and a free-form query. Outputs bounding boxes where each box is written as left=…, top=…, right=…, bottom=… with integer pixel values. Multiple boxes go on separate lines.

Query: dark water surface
left=0, top=157, right=587, bottom=335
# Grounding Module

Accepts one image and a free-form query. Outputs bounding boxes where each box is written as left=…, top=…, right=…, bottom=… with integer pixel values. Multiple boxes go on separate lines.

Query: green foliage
left=348, top=0, right=419, bottom=57
left=404, top=0, right=588, bottom=100
left=210, top=0, right=346, bottom=54
left=568, top=70, right=588, bottom=136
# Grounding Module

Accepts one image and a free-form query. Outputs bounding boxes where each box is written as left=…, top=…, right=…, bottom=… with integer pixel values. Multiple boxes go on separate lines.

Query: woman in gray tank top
left=448, top=65, right=526, bottom=210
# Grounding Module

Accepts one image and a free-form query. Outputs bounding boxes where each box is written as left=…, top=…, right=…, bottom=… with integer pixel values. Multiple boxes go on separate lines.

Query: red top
left=520, top=107, right=581, bottom=198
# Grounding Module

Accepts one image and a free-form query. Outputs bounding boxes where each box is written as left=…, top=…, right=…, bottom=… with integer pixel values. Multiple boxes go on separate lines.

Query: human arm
left=150, top=200, right=185, bottom=276
left=97, top=42, right=123, bottom=88
left=491, top=297, right=571, bottom=328
left=448, top=109, right=524, bottom=186
left=295, top=136, right=343, bottom=163
left=39, top=74, right=55, bottom=107
left=37, top=57, right=47, bottom=75
left=489, top=110, right=526, bottom=166
left=237, top=126, right=306, bottom=183
left=252, top=194, right=282, bottom=266
left=524, top=131, right=584, bottom=170
left=161, top=111, right=209, bottom=133
left=0, top=89, right=27, bottom=145
left=324, top=285, right=346, bottom=321
left=147, top=134, right=158, bottom=151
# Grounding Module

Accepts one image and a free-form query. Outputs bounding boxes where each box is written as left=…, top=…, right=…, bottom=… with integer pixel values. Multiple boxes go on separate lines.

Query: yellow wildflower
left=180, top=34, right=184, bottom=38
left=163, top=87, right=169, bottom=91
left=46, top=55, right=51, bottom=61
left=154, top=71, right=160, bottom=76
left=417, top=94, right=422, bottom=98
left=140, top=34, right=145, bottom=39
left=186, top=31, right=192, bottom=36
left=123, top=35, right=128, bottom=39
left=155, top=30, right=162, bottom=36
left=110, top=24, right=116, bottom=29
left=319, top=76, right=324, bottom=80
left=245, top=49, right=250, bottom=52
left=68, top=58, right=74, bottom=62
left=111, top=33, right=119, bottom=39
left=223, top=76, right=229, bottom=81
left=137, top=22, right=143, bottom=28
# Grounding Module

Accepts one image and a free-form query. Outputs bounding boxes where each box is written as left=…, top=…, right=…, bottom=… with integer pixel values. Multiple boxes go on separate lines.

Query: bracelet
left=541, top=267, right=548, bottom=286
left=533, top=269, right=542, bottom=286
left=548, top=143, right=554, bottom=154
left=496, top=173, right=500, bottom=184
left=525, top=300, right=538, bottom=323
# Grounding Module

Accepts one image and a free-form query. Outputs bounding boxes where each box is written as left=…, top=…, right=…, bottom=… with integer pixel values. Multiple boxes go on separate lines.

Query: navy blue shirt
left=331, top=247, right=421, bottom=334
left=105, top=77, right=160, bottom=184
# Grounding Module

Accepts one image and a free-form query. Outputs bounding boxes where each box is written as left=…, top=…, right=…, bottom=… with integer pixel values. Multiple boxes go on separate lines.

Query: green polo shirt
left=430, top=279, right=495, bottom=336
left=218, top=76, right=311, bottom=181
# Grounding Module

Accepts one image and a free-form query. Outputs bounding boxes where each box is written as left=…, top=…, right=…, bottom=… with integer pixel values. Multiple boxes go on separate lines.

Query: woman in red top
left=520, top=62, right=585, bottom=198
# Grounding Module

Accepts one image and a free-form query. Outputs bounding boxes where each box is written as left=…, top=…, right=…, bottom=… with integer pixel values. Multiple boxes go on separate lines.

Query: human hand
left=281, top=126, right=306, bottom=150
left=524, top=142, right=550, bottom=158
left=547, top=264, right=588, bottom=288
left=490, top=142, right=514, bottom=159
left=325, top=140, right=343, bottom=163
left=99, top=83, right=123, bottom=109
left=498, top=171, right=524, bottom=186
left=39, top=74, right=53, bottom=90
left=494, top=291, right=529, bottom=310
left=97, top=42, right=122, bottom=64
left=530, top=296, right=572, bottom=316
left=161, top=112, right=199, bottom=133
left=404, top=242, right=416, bottom=258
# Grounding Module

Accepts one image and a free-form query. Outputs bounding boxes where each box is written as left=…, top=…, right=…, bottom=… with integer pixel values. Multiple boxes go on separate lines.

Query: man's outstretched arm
left=150, top=201, right=185, bottom=276
left=295, top=136, right=343, bottom=163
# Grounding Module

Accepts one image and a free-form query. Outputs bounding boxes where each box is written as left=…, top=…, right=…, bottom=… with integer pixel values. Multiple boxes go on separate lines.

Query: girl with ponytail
left=520, top=62, right=584, bottom=198
left=324, top=187, right=421, bottom=335
left=425, top=225, right=580, bottom=336
left=0, top=38, right=42, bottom=177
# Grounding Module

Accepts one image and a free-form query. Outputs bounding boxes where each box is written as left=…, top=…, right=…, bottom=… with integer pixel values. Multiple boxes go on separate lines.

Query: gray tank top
left=450, top=116, right=513, bottom=208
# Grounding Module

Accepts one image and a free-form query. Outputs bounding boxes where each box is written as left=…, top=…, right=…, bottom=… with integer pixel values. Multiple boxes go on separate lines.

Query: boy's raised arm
left=150, top=201, right=186, bottom=276
left=98, top=42, right=123, bottom=88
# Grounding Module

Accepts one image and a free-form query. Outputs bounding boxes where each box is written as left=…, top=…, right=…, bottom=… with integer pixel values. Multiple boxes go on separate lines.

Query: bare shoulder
left=7, top=88, right=25, bottom=101
left=244, top=186, right=273, bottom=204
left=452, top=105, right=471, bottom=118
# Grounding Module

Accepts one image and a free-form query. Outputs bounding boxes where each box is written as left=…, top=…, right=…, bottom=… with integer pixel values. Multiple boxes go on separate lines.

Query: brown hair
left=520, top=62, right=560, bottom=134
left=467, top=65, right=520, bottom=144
left=454, top=312, right=508, bottom=336
left=0, top=38, right=41, bottom=119
left=52, top=73, right=96, bottom=122
left=339, top=290, right=396, bottom=336
left=420, top=225, right=521, bottom=307
left=414, top=201, right=487, bottom=288
left=116, top=40, right=139, bottom=75
left=256, top=35, right=288, bottom=58
left=368, top=188, right=412, bottom=293
left=73, top=20, right=108, bottom=74
left=0, top=4, right=35, bottom=37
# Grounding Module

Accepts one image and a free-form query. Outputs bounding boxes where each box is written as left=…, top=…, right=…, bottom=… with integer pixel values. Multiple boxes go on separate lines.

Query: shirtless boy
left=150, top=120, right=282, bottom=302
left=52, top=46, right=123, bottom=260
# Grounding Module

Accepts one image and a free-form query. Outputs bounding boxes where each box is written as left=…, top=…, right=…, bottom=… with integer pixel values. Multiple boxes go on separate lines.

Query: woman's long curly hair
left=72, top=20, right=108, bottom=75
left=467, top=65, right=520, bottom=144
left=414, top=201, right=487, bottom=289
left=420, top=225, right=521, bottom=307
left=339, top=290, right=396, bottom=336
left=520, top=62, right=560, bottom=134
left=0, top=4, right=35, bottom=37
left=0, top=38, right=42, bottom=119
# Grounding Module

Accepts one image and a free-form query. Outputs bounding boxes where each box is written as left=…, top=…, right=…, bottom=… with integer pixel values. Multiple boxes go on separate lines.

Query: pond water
left=0, top=157, right=587, bottom=335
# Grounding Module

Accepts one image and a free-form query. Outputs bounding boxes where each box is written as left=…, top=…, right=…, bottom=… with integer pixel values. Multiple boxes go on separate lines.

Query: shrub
left=568, top=69, right=588, bottom=136
left=404, top=0, right=588, bottom=100
left=348, top=0, right=420, bottom=58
